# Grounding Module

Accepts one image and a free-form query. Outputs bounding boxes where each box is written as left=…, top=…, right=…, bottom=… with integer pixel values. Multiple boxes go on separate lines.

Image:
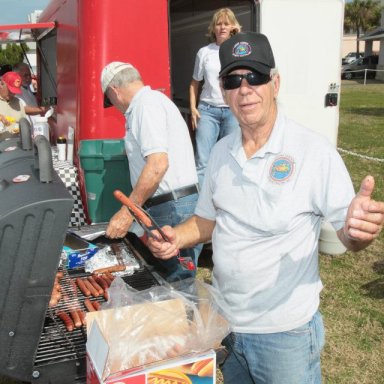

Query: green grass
left=338, top=83, right=384, bottom=160
left=1, top=82, right=383, bottom=384
left=320, top=81, right=384, bottom=384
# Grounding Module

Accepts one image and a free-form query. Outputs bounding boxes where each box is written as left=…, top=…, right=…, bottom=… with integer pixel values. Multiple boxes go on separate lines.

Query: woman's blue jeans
left=220, top=310, right=325, bottom=384
left=195, top=102, right=239, bottom=187
left=147, top=193, right=203, bottom=282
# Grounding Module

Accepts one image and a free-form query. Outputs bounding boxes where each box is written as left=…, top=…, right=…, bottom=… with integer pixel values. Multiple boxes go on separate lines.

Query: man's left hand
left=343, top=175, right=384, bottom=245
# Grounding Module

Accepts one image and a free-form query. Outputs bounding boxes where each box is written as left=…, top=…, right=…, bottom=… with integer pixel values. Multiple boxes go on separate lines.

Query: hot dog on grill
left=93, top=265, right=126, bottom=275
left=87, top=276, right=104, bottom=295
left=76, top=277, right=91, bottom=297
left=70, top=309, right=82, bottom=328
left=49, top=286, right=62, bottom=308
left=92, top=301, right=101, bottom=311
left=82, top=279, right=99, bottom=297
left=77, top=310, right=86, bottom=326
left=92, top=275, right=109, bottom=290
left=84, top=298, right=96, bottom=312
left=101, top=274, right=113, bottom=287
left=57, top=311, right=74, bottom=332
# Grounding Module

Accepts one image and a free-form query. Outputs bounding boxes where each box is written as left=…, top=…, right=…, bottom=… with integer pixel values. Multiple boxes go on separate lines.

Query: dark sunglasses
left=222, top=72, right=271, bottom=90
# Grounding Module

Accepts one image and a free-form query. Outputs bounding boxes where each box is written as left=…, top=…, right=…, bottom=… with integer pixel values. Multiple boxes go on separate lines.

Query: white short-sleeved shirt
left=192, top=43, right=228, bottom=107
left=124, top=86, right=198, bottom=195
left=196, top=111, right=355, bottom=333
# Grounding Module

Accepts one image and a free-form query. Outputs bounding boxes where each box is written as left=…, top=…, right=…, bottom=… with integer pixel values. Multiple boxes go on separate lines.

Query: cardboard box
left=87, top=348, right=216, bottom=384
left=86, top=299, right=216, bottom=384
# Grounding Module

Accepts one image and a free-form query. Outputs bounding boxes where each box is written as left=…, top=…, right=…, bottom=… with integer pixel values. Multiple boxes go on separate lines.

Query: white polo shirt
left=192, top=43, right=228, bottom=107
left=124, top=86, right=198, bottom=195
left=196, top=111, right=355, bottom=333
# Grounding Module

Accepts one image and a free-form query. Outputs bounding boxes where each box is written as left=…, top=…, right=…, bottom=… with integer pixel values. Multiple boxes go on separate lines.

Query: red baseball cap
left=2, top=71, right=22, bottom=94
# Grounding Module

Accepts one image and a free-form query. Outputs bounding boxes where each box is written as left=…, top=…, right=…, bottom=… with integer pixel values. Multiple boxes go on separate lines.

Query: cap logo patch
left=14, top=79, right=21, bottom=87
left=269, top=156, right=295, bottom=183
left=232, top=42, right=251, bottom=57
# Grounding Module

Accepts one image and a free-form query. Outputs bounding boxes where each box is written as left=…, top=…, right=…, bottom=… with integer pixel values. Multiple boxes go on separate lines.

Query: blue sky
left=0, top=0, right=50, bottom=25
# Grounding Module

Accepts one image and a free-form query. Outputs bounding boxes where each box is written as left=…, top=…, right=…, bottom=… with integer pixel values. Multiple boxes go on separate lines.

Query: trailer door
left=169, top=0, right=258, bottom=115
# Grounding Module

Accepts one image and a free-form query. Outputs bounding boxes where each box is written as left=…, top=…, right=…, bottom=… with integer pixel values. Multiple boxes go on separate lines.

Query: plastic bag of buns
left=86, top=277, right=230, bottom=377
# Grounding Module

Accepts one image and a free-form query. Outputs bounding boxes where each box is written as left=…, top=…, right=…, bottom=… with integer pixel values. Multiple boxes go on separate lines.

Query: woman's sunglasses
left=221, top=71, right=271, bottom=90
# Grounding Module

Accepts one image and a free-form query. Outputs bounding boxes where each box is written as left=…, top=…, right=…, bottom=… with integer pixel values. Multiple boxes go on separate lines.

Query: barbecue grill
left=1, top=228, right=162, bottom=384
left=0, top=133, right=163, bottom=383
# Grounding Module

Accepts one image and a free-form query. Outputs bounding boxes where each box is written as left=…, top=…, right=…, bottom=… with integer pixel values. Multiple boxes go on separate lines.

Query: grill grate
left=32, top=237, right=161, bottom=383
left=35, top=265, right=160, bottom=366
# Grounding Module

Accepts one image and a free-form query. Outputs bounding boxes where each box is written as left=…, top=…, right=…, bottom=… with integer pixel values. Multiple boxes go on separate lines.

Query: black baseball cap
left=219, top=32, right=275, bottom=77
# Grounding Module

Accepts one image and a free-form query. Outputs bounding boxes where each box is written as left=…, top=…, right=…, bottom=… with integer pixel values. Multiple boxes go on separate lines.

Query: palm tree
left=344, top=0, right=382, bottom=54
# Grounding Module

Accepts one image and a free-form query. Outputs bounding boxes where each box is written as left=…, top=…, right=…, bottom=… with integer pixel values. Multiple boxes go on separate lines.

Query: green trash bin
left=79, top=139, right=132, bottom=223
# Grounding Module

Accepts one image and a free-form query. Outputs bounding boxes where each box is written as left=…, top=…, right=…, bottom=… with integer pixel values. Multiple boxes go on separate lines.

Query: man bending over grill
left=100, top=62, right=202, bottom=282
left=146, top=32, right=384, bottom=383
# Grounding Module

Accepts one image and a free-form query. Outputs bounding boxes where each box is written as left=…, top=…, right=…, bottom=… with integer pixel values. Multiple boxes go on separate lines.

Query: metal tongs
left=113, top=190, right=195, bottom=271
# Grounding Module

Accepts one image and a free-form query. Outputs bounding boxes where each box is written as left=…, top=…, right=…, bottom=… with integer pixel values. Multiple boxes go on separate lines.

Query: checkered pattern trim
left=52, top=147, right=86, bottom=227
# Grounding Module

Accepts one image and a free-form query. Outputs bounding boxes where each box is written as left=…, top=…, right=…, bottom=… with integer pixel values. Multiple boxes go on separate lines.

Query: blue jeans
left=147, top=193, right=203, bottom=282
left=195, top=102, right=239, bottom=187
left=220, top=311, right=325, bottom=384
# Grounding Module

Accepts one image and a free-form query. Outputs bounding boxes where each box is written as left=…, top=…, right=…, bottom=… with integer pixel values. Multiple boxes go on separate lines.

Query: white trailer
left=260, top=0, right=346, bottom=254
left=260, top=0, right=344, bottom=145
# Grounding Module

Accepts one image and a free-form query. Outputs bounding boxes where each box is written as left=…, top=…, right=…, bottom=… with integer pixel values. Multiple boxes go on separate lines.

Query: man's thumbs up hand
left=343, top=175, right=384, bottom=244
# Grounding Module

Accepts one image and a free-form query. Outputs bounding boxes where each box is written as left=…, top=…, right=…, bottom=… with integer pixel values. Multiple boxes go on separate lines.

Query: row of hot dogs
left=49, top=270, right=116, bottom=332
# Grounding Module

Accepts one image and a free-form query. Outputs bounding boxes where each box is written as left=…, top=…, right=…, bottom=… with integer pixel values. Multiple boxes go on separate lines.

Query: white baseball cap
left=100, top=62, right=133, bottom=93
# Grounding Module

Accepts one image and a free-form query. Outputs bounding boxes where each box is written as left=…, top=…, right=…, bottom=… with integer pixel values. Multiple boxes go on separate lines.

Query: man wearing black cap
left=147, top=32, right=384, bottom=383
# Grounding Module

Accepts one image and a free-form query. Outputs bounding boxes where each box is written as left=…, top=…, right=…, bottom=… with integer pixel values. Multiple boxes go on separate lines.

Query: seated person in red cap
left=0, top=71, right=26, bottom=133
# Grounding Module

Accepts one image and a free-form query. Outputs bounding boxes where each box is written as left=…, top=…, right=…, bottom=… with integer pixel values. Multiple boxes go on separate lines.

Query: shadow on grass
left=361, top=277, right=384, bottom=299
left=344, top=107, right=384, bottom=117
left=361, top=261, right=384, bottom=299
left=342, top=79, right=384, bottom=85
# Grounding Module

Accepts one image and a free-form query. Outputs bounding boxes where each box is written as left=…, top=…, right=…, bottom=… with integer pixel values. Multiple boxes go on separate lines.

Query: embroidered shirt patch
left=270, top=156, right=294, bottom=182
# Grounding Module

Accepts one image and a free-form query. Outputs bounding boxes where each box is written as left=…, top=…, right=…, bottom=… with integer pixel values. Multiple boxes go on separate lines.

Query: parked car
left=342, top=52, right=364, bottom=65
left=341, top=55, right=379, bottom=80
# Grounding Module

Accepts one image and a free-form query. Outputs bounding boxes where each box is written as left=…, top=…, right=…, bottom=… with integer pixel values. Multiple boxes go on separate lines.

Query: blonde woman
left=190, top=8, right=241, bottom=187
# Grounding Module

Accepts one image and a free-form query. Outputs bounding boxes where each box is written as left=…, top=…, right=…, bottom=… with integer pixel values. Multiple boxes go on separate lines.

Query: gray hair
left=270, top=68, right=279, bottom=86
left=270, top=68, right=279, bottom=77
left=108, top=67, right=142, bottom=89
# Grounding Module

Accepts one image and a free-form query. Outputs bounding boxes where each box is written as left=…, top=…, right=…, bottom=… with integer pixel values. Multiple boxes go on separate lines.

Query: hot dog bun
left=148, top=369, right=192, bottom=384
left=191, top=358, right=214, bottom=377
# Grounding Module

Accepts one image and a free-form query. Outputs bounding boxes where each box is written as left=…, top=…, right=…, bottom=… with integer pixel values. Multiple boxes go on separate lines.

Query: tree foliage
left=344, top=0, right=382, bottom=53
left=0, top=43, right=30, bottom=67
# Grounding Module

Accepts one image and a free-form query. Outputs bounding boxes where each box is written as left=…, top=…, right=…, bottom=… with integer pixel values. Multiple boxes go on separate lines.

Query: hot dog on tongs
left=113, top=190, right=195, bottom=271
